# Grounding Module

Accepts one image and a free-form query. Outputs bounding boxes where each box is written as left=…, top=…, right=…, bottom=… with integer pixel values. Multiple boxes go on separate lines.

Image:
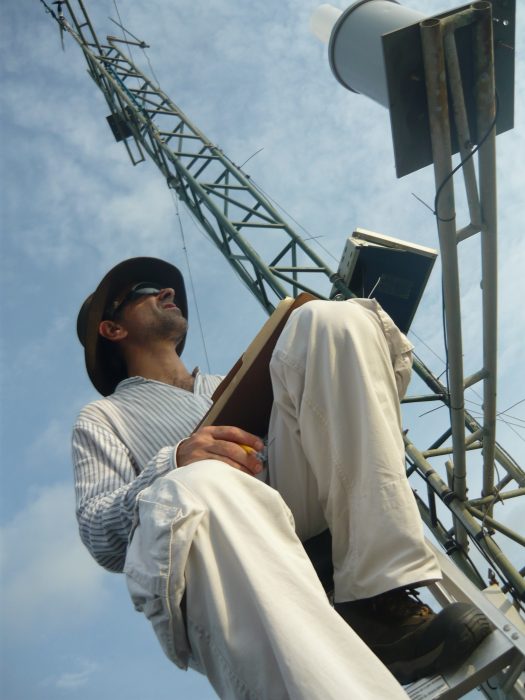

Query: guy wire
left=171, top=191, right=211, bottom=373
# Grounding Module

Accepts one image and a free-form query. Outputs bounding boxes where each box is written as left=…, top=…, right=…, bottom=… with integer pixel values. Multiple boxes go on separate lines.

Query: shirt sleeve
left=72, top=418, right=176, bottom=572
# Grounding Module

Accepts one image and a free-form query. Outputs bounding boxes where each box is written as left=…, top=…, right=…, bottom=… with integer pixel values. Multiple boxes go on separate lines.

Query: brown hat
left=77, top=257, right=188, bottom=396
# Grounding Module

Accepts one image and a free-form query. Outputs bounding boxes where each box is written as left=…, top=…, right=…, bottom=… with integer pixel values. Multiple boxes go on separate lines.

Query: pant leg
left=125, top=459, right=409, bottom=700
left=268, top=299, right=441, bottom=602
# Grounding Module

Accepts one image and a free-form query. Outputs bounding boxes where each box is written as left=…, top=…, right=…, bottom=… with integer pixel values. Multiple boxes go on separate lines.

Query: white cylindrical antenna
left=311, top=0, right=425, bottom=107
left=310, top=4, right=343, bottom=44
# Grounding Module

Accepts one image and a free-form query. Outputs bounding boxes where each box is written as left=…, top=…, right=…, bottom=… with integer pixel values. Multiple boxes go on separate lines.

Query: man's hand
left=177, top=425, right=265, bottom=475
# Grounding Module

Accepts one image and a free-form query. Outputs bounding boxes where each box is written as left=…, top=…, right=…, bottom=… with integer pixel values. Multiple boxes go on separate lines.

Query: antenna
left=311, top=0, right=515, bottom=176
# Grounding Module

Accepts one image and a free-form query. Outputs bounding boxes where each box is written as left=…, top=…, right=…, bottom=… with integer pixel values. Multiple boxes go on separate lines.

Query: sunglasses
left=105, top=282, right=162, bottom=320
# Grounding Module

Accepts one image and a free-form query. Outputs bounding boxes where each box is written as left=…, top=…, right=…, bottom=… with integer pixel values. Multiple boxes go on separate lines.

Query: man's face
left=105, top=282, right=188, bottom=347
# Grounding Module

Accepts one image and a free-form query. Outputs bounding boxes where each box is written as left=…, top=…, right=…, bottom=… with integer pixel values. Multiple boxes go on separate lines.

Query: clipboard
left=198, top=293, right=316, bottom=436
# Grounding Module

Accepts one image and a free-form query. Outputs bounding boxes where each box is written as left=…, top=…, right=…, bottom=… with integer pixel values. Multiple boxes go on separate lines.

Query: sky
left=1, top=1, right=523, bottom=699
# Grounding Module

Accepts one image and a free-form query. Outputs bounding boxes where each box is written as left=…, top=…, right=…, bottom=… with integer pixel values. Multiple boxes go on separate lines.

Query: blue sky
left=1, top=1, right=523, bottom=699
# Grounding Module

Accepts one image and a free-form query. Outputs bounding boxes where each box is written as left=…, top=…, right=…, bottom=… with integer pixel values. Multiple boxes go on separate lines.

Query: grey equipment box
left=332, top=228, right=438, bottom=334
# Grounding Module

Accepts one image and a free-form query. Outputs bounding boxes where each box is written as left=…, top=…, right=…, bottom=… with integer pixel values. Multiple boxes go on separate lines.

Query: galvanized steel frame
left=418, top=1, right=524, bottom=600
left=59, top=0, right=348, bottom=315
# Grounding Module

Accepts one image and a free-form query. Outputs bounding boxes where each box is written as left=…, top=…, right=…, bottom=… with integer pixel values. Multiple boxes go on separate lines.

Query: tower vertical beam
left=474, top=4, right=498, bottom=504
left=421, top=17, right=468, bottom=549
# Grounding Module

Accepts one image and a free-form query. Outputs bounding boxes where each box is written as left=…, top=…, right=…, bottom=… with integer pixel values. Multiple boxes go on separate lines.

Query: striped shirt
left=72, top=372, right=223, bottom=572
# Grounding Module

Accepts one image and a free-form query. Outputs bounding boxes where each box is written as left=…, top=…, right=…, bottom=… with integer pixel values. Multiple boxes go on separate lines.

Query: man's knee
left=276, top=300, right=378, bottom=365
left=164, top=460, right=293, bottom=524
left=290, top=299, right=375, bottom=336
left=169, top=459, right=259, bottom=496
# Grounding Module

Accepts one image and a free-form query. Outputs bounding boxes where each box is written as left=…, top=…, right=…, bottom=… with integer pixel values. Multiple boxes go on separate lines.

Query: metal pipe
left=440, top=5, right=479, bottom=33
left=443, top=30, right=482, bottom=230
left=469, top=487, right=525, bottom=507
left=422, top=442, right=481, bottom=458
left=501, top=658, right=525, bottom=695
left=465, top=428, right=484, bottom=445
left=445, top=459, right=454, bottom=490
left=495, top=473, right=512, bottom=492
left=456, top=223, right=481, bottom=241
left=401, top=394, right=446, bottom=404
left=466, top=506, right=525, bottom=547
left=464, top=367, right=488, bottom=388
left=421, top=17, right=468, bottom=549
left=412, top=490, right=487, bottom=588
left=413, top=356, right=525, bottom=487
left=405, top=437, right=525, bottom=600
left=474, top=2, right=499, bottom=504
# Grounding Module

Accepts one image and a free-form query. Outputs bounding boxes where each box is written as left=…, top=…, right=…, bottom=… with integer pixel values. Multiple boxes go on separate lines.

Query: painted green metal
left=57, top=0, right=347, bottom=315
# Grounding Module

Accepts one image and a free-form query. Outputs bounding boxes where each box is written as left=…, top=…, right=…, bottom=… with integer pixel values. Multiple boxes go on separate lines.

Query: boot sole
left=375, top=603, right=492, bottom=685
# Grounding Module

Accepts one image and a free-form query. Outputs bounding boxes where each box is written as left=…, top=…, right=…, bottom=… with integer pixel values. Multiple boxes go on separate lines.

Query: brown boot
left=335, top=588, right=491, bottom=684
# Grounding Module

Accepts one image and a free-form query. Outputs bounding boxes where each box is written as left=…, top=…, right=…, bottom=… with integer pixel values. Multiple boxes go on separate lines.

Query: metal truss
left=52, top=0, right=349, bottom=314
left=412, top=2, right=524, bottom=600
left=44, top=0, right=523, bottom=603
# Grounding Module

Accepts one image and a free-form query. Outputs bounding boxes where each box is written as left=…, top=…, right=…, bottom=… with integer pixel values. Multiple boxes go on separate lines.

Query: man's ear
left=99, top=320, right=128, bottom=343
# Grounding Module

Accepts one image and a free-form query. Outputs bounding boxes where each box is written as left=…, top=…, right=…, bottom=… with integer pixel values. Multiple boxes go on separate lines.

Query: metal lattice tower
left=42, top=0, right=523, bottom=608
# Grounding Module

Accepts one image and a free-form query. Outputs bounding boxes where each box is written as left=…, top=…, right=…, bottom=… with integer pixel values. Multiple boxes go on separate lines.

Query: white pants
left=268, top=299, right=440, bottom=602
left=125, top=299, right=441, bottom=699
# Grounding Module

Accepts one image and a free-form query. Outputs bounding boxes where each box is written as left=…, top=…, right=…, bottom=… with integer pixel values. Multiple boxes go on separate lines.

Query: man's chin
left=173, top=320, right=188, bottom=345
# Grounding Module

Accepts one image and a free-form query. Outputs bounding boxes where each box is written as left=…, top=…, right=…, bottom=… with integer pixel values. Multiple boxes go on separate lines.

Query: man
left=73, top=256, right=490, bottom=699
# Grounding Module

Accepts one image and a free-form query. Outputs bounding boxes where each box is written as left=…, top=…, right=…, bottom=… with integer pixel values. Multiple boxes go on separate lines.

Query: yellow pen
left=239, top=443, right=266, bottom=462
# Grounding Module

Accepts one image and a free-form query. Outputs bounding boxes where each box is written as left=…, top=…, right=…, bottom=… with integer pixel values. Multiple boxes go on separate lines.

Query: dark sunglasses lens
left=128, top=284, right=161, bottom=300
left=106, top=283, right=161, bottom=319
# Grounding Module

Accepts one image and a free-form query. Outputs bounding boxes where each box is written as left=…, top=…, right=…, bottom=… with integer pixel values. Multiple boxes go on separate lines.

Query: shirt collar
left=115, top=369, right=203, bottom=393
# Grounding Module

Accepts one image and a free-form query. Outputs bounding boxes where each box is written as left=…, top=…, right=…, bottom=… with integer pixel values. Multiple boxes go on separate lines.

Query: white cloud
left=11, top=314, right=70, bottom=375
left=39, top=658, right=101, bottom=691
left=24, top=417, right=73, bottom=468
left=1, top=482, right=109, bottom=638
left=56, top=660, right=100, bottom=690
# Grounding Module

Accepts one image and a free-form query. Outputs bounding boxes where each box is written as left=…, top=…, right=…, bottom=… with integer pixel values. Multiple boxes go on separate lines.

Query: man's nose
left=158, top=287, right=175, bottom=300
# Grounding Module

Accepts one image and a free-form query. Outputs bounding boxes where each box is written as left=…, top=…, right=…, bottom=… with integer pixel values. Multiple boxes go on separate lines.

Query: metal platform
left=403, top=543, right=525, bottom=699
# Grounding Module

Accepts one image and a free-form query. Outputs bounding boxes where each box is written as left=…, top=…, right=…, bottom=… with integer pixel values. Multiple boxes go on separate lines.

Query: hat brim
left=77, top=257, right=188, bottom=396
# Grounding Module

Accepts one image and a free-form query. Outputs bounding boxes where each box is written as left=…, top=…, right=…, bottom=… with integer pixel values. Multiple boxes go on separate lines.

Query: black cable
left=434, top=92, right=500, bottom=222
left=467, top=529, right=525, bottom=610
left=112, top=1, right=136, bottom=68
left=436, top=94, right=501, bottom=423
left=39, top=0, right=59, bottom=21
